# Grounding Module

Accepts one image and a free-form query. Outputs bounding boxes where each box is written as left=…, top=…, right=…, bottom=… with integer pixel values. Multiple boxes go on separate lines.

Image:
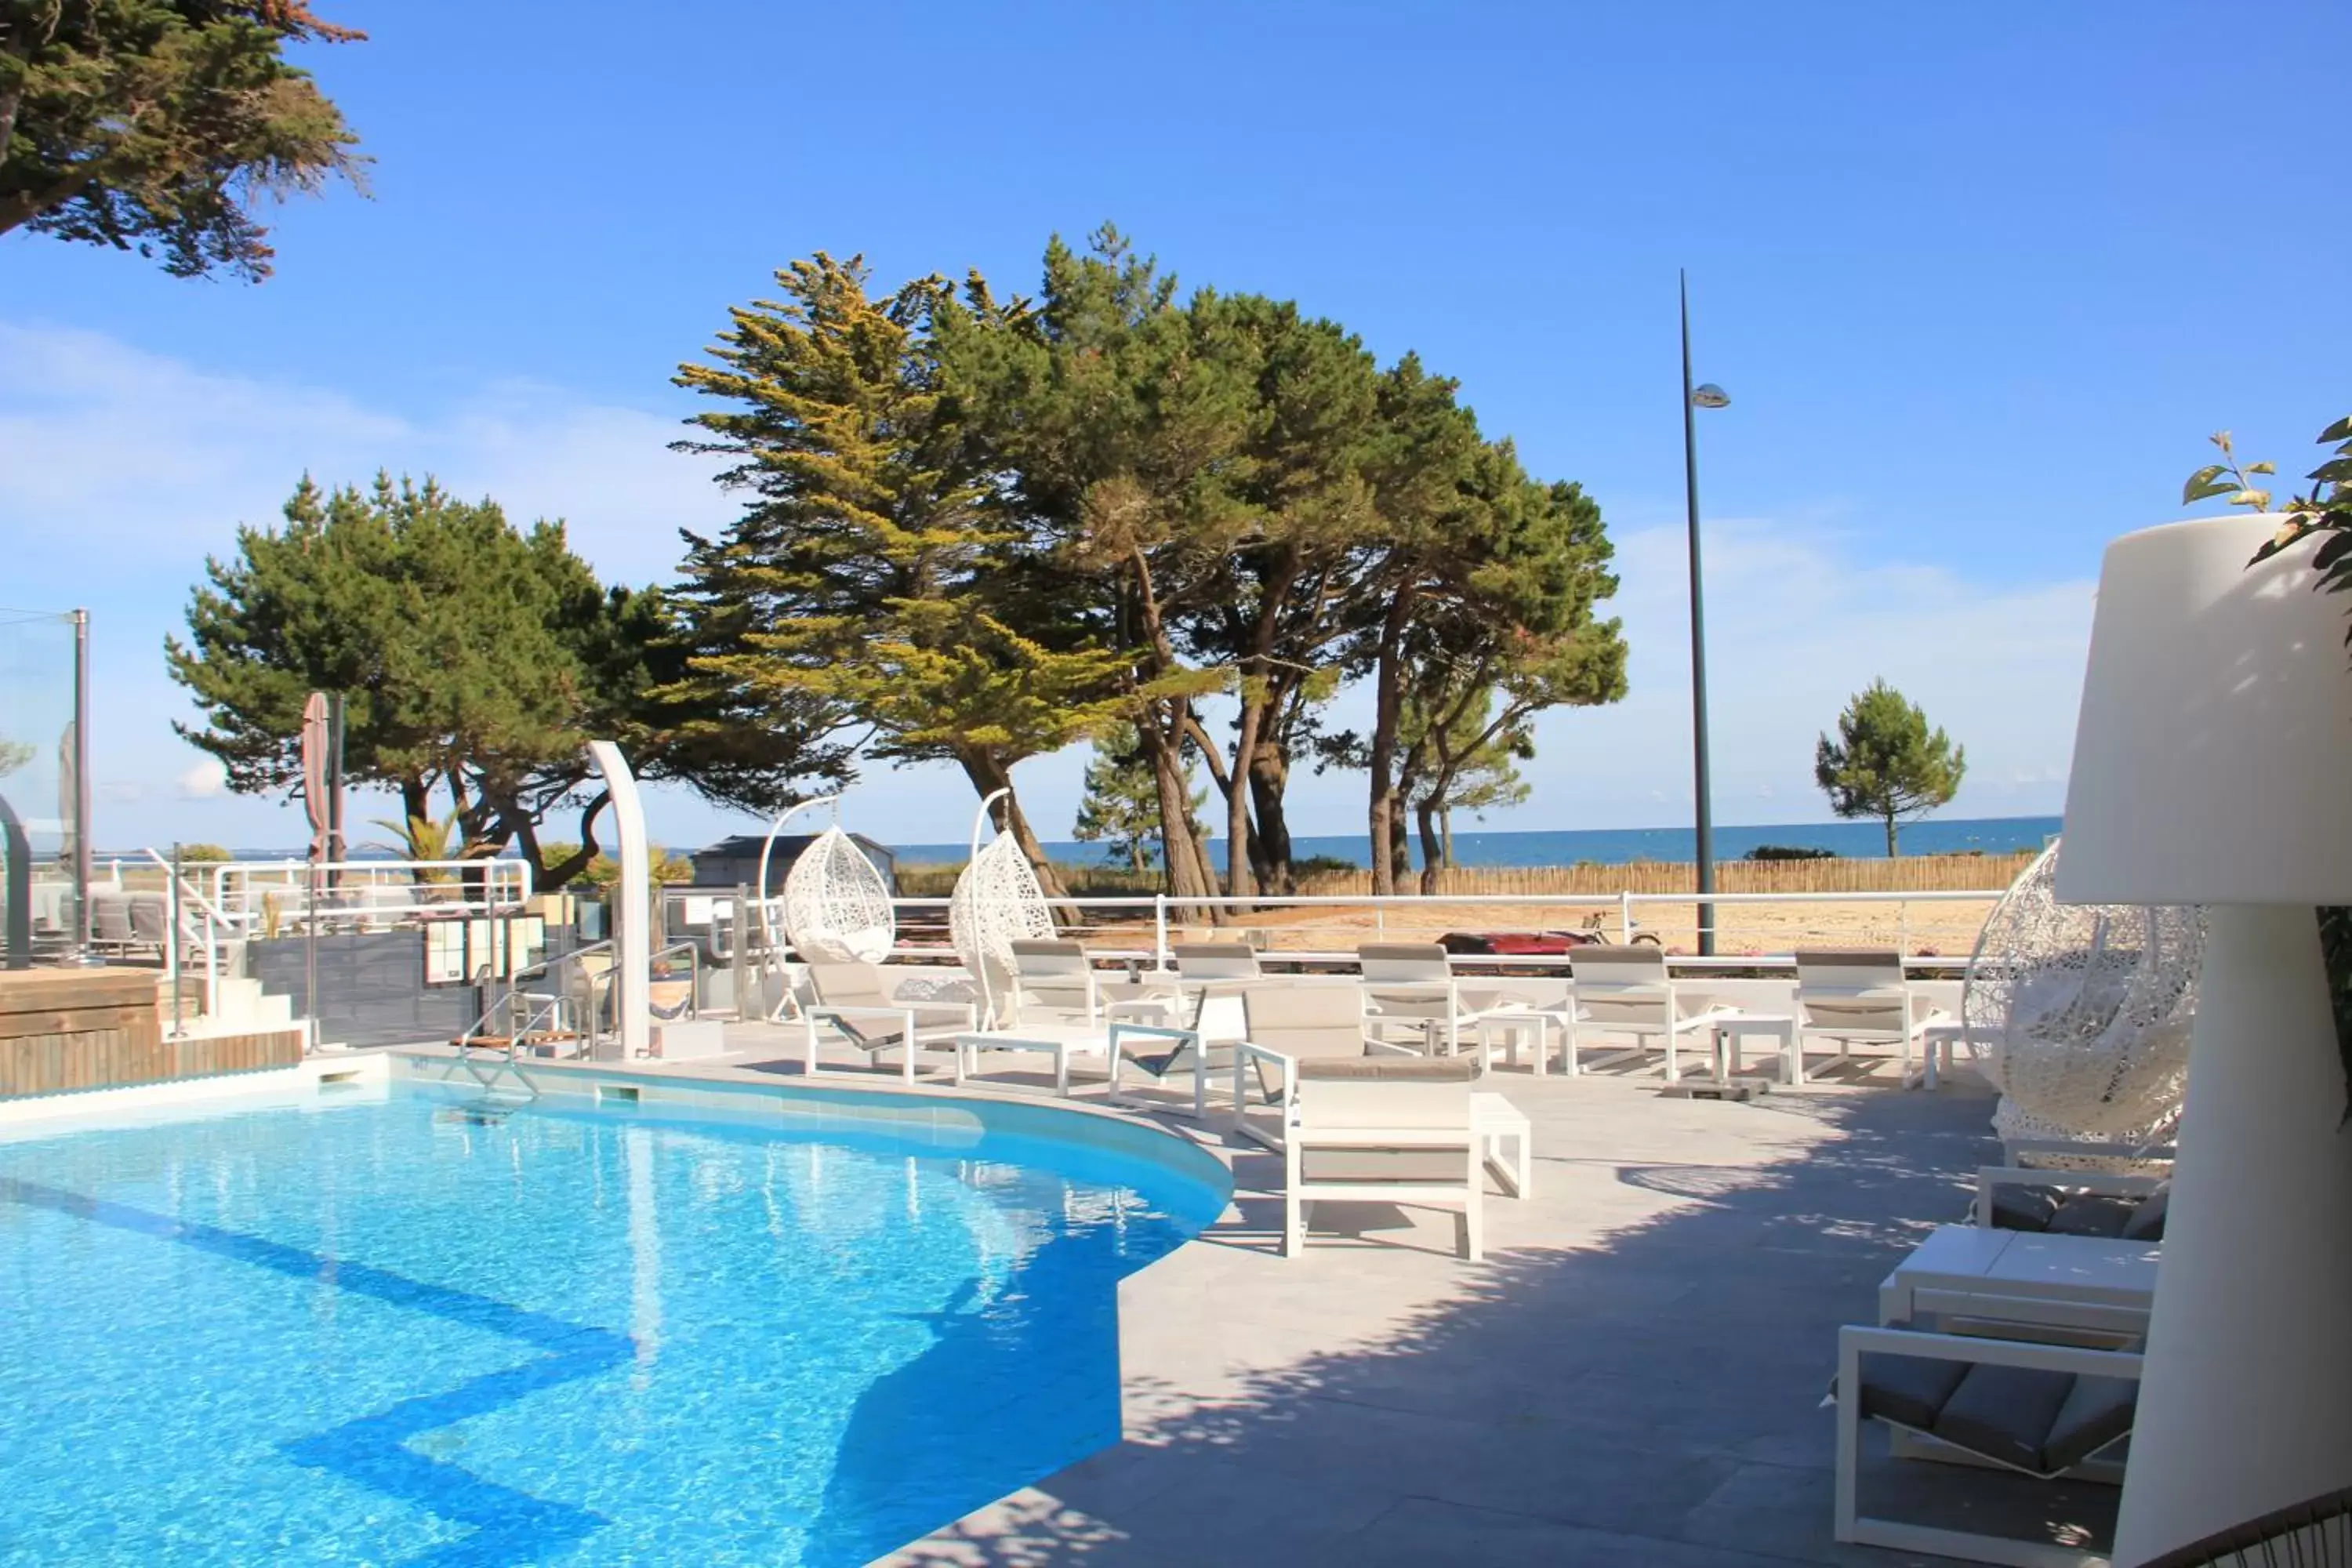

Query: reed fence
left=895, top=851, right=2031, bottom=901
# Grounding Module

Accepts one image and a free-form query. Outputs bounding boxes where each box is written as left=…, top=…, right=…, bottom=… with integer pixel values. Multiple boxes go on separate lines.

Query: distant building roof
left=689, top=832, right=896, bottom=892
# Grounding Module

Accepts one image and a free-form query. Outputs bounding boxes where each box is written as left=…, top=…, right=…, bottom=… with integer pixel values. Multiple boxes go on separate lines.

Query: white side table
left=1471, top=1010, right=1552, bottom=1076
left=1710, top=1013, right=1801, bottom=1085
left=950, top=1025, right=1110, bottom=1097
left=1917, top=1022, right=1997, bottom=1091
left=1471, top=1091, right=1533, bottom=1199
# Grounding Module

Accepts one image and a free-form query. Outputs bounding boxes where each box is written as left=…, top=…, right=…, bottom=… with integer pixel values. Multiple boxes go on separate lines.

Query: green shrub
left=1745, top=844, right=1837, bottom=862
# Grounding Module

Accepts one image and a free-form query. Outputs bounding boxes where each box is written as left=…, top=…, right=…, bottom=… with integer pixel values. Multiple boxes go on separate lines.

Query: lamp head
left=1690, top=384, right=1730, bottom=409
left=2056, top=514, right=2352, bottom=907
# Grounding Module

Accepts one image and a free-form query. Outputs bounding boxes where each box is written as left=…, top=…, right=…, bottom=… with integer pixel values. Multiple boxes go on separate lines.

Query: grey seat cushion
left=1933, top=1363, right=2078, bottom=1473
left=1856, top=1354, right=1969, bottom=1432
left=1987, top=1185, right=2061, bottom=1232
left=1296, top=1055, right=1479, bottom=1082
left=2044, top=1375, right=2138, bottom=1471
left=2120, top=1184, right=2170, bottom=1243
left=1857, top=1352, right=2139, bottom=1478
left=1299, top=1148, right=1472, bottom=1184
left=2046, top=1194, right=2138, bottom=1238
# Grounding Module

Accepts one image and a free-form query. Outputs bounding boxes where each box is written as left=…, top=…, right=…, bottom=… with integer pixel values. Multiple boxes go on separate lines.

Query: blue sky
left=3, top=0, right=2347, bottom=855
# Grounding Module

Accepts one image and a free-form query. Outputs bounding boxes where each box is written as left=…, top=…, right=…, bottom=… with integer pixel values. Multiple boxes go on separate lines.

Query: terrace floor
left=708, top=1036, right=2113, bottom=1568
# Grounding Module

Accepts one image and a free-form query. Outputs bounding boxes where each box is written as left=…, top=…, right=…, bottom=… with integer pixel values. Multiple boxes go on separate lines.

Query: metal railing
left=209, top=857, right=534, bottom=931
left=851, top=887, right=2009, bottom=971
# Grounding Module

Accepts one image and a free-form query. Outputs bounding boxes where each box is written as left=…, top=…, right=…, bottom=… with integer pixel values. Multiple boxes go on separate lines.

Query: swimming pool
left=0, top=1076, right=1226, bottom=1565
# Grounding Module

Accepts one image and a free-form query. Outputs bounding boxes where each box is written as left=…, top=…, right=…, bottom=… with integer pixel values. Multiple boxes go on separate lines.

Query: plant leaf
left=2310, top=531, right=2352, bottom=571
left=2183, top=468, right=2236, bottom=503
left=2320, top=414, right=2352, bottom=444
left=2229, top=489, right=2273, bottom=510
left=2310, top=457, right=2352, bottom=485
left=2248, top=461, right=2277, bottom=475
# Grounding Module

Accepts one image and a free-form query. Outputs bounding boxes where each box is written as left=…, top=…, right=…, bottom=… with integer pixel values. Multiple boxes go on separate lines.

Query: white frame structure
left=1835, top=1323, right=2140, bottom=1568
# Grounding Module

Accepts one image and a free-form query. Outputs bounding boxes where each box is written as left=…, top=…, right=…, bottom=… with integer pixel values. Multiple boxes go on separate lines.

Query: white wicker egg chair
left=949, top=789, right=1054, bottom=1028
left=782, top=825, right=895, bottom=964
left=1962, top=838, right=2204, bottom=1160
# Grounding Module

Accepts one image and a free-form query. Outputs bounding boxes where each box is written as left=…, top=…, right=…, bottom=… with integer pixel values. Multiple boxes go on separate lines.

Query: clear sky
left=4, top=0, right=2347, bottom=855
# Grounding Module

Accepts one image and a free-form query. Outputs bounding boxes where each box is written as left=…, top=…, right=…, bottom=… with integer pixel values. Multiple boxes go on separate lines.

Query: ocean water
left=0, top=1087, right=1218, bottom=1566
left=889, top=814, right=2063, bottom=870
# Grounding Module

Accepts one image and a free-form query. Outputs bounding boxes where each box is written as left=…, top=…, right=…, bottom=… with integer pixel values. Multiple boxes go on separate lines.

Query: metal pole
left=71, top=608, right=93, bottom=962
left=1680, top=274, right=1717, bottom=956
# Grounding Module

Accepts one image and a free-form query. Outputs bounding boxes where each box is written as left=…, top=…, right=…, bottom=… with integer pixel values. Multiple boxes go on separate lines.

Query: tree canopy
left=167, top=474, right=844, bottom=888
left=1, top=0, right=366, bottom=280
left=1813, top=680, right=1966, bottom=855
left=672, top=228, right=1631, bottom=906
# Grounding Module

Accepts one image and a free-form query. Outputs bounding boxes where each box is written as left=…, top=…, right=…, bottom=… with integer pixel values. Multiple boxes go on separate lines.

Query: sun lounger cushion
left=2044, top=1195, right=2140, bottom=1238
left=1295, top=1056, right=1479, bottom=1083
left=1987, top=1185, right=2063, bottom=1232
left=2043, top=1376, right=2139, bottom=1472
left=1856, top=1354, right=1969, bottom=1432
left=833, top=1004, right=971, bottom=1048
left=1855, top=1354, right=2137, bottom=1477
left=1934, top=1363, right=2079, bottom=1472
left=2120, top=1184, right=2170, bottom=1243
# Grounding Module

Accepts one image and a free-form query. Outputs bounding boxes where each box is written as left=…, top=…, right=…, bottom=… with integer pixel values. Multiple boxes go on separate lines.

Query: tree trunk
left=1417, top=798, right=1445, bottom=896
left=955, top=750, right=1073, bottom=905
left=1134, top=710, right=1218, bottom=922
left=1441, top=805, right=1454, bottom=870
left=1886, top=813, right=1900, bottom=857
left=1365, top=593, right=1415, bottom=896
left=1247, top=748, right=1294, bottom=894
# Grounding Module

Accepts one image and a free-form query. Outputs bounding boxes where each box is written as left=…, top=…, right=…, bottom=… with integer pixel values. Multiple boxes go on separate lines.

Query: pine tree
left=167, top=474, right=837, bottom=887
left=1073, top=726, right=1208, bottom=877
left=0, top=2, right=367, bottom=280
left=673, top=253, right=1123, bottom=898
left=1814, top=681, right=1967, bottom=855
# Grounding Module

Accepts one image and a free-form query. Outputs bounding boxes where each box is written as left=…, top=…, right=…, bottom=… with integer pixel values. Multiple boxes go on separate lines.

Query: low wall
left=0, top=967, right=303, bottom=1098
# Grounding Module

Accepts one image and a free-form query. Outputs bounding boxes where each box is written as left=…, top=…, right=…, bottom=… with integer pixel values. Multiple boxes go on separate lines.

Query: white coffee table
left=951, top=1025, right=1111, bottom=1097
left=1879, top=1223, right=2160, bottom=1331
left=1709, top=1013, right=1801, bottom=1085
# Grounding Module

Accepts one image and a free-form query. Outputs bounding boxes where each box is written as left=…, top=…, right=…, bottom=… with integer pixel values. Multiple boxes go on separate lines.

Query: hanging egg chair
left=1962, top=838, right=2203, bottom=1158
left=777, top=819, right=894, bottom=964
left=949, top=789, right=1054, bottom=1026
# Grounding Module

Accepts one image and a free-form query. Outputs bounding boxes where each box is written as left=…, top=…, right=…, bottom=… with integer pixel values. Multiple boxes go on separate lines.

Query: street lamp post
left=1680, top=270, right=1729, bottom=956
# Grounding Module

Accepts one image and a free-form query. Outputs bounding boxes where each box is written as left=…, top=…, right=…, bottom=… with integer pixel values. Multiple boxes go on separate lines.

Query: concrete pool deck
left=793, top=1041, right=2115, bottom=1568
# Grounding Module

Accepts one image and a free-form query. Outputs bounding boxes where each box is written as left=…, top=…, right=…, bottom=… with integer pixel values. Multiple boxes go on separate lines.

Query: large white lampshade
left=2054, top=511, right=2352, bottom=1565
left=2058, top=514, right=2352, bottom=906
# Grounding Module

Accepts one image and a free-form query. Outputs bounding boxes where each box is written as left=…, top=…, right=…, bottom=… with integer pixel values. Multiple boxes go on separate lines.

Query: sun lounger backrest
left=1568, top=944, right=1681, bottom=1027
left=92, top=891, right=133, bottom=943
left=1173, top=942, right=1261, bottom=981
left=807, top=960, right=890, bottom=1010
left=1357, top=942, right=1452, bottom=984
left=1011, top=938, right=1090, bottom=977
left=1795, top=949, right=1915, bottom=1031
left=1241, top=982, right=1370, bottom=1061
left=128, top=891, right=169, bottom=942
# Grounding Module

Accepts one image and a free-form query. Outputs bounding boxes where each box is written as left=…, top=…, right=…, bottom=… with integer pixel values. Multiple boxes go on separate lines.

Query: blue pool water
left=0, top=1085, right=1223, bottom=1566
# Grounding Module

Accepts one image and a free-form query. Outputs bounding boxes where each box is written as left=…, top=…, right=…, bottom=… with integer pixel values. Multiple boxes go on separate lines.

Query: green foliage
left=173, top=841, right=230, bottom=862
left=544, top=844, right=696, bottom=889
left=1747, top=844, right=1837, bottom=862
left=0, top=735, right=31, bottom=777
left=1072, top=724, right=1209, bottom=877
left=1813, top=681, right=1967, bottom=855
left=168, top=474, right=840, bottom=890
left=0, top=0, right=367, bottom=280
left=673, top=252, right=1114, bottom=897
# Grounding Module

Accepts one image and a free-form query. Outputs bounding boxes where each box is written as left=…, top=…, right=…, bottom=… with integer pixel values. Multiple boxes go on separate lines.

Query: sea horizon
left=107, top=813, right=2062, bottom=873
left=887, top=813, right=2063, bottom=870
